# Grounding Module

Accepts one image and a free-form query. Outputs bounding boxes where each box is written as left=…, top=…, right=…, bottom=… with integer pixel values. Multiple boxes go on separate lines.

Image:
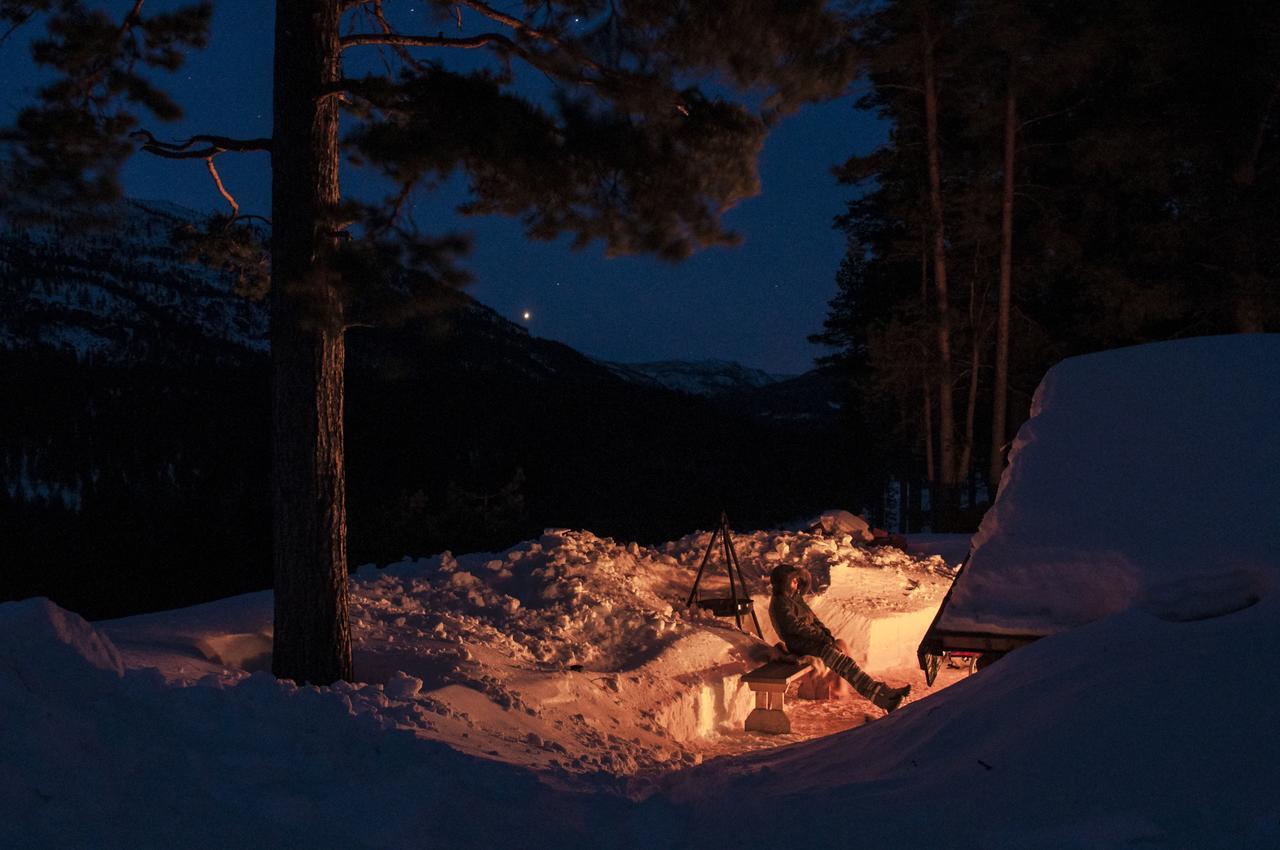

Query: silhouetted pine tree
left=1, top=0, right=859, bottom=683
left=818, top=0, right=1280, bottom=527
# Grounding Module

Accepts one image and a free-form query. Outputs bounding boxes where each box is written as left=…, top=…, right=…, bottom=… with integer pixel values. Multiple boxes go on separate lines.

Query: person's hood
left=769, top=563, right=813, bottom=596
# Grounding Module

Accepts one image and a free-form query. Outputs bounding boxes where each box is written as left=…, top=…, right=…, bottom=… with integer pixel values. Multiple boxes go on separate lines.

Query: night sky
left=2, top=3, right=885, bottom=375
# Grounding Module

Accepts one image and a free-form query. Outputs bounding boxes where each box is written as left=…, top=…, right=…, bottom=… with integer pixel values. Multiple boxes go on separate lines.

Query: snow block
left=653, top=673, right=754, bottom=743
left=754, top=591, right=943, bottom=674
left=193, top=632, right=273, bottom=671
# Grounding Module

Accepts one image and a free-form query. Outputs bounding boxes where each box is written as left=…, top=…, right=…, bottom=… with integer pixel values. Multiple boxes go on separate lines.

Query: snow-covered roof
left=936, top=334, right=1280, bottom=637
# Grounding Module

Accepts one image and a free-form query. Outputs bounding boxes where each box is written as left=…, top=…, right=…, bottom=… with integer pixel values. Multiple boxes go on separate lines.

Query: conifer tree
left=1, top=0, right=857, bottom=683
left=821, top=0, right=1280, bottom=526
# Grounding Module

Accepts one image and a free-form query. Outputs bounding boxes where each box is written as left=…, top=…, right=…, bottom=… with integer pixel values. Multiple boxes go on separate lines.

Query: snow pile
left=0, top=600, right=602, bottom=849
left=666, top=593, right=1280, bottom=848
left=354, top=529, right=712, bottom=672
left=10, top=500, right=1280, bottom=847
left=92, top=528, right=956, bottom=785
left=939, top=334, right=1280, bottom=637
left=1, top=526, right=965, bottom=846
left=0, top=597, right=124, bottom=685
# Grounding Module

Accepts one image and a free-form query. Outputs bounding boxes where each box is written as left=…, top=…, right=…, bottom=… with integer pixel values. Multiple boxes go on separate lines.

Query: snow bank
left=0, top=597, right=123, bottom=687
left=8, top=574, right=1279, bottom=847
left=0, top=598, right=613, bottom=850
left=939, top=334, right=1280, bottom=637
left=1, top=525, right=963, bottom=847
left=13, top=506, right=1279, bottom=847
left=94, top=527, right=952, bottom=783
left=663, top=594, right=1280, bottom=848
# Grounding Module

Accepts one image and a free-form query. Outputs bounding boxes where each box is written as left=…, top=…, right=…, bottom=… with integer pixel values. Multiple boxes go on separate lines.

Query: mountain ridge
left=0, top=199, right=856, bottom=618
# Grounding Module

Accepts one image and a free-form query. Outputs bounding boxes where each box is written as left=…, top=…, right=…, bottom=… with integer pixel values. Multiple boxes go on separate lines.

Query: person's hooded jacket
left=768, top=563, right=835, bottom=657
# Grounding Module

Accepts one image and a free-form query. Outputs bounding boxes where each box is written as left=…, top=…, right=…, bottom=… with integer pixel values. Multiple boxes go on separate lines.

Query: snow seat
left=918, top=335, right=1280, bottom=684
left=741, top=659, right=812, bottom=734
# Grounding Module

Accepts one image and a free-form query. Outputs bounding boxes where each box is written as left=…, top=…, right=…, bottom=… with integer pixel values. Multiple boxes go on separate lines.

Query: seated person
left=768, top=563, right=910, bottom=713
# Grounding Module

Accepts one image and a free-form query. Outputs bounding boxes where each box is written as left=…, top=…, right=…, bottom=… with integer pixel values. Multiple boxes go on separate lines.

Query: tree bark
left=959, top=317, right=980, bottom=481
left=989, top=84, right=1016, bottom=496
left=920, top=234, right=935, bottom=487
left=270, top=0, right=353, bottom=684
left=921, top=8, right=957, bottom=526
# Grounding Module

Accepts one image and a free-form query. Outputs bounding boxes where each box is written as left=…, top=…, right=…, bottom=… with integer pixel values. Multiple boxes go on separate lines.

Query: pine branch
left=339, top=5, right=603, bottom=87
left=204, top=156, right=237, bottom=218
left=456, top=0, right=601, bottom=74
left=368, top=0, right=427, bottom=72
left=339, top=31, right=515, bottom=51
left=0, top=7, right=34, bottom=46
left=131, top=130, right=272, bottom=159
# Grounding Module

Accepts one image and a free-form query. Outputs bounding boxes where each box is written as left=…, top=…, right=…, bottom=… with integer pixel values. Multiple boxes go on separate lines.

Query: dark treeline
left=1, top=323, right=850, bottom=621
left=0, top=199, right=854, bottom=620
left=814, top=0, right=1280, bottom=529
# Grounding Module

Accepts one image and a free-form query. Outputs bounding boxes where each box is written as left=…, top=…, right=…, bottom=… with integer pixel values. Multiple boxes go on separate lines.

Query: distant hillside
left=0, top=200, right=860, bottom=618
left=0, top=200, right=267, bottom=364
left=602, top=359, right=793, bottom=397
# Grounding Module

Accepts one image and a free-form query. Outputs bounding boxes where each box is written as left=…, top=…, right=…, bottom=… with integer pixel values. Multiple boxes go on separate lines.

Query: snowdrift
left=930, top=334, right=1280, bottom=649
left=666, top=593, right=1280, bottom=848
left=1, top=526, right=958, bottom=848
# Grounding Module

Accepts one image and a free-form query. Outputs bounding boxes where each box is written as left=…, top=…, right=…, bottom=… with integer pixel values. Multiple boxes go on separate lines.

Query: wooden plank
left=747, top=682, right=786, bottom=694
left=742, top=660, right=812, bottom=686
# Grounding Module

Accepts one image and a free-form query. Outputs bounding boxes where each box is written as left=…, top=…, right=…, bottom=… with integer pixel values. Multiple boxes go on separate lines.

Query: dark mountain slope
left=1, top=202, right=855, bottom=618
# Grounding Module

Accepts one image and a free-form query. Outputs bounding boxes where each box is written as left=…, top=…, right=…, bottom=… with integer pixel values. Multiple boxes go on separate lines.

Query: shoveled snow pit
left=0, top=527, right=979, bottom=847
left=83, top=524, right=962, bottom=780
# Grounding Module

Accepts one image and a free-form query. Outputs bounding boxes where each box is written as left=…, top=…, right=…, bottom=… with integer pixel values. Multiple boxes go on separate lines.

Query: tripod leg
left=721, top=517, right=743, bottom=629
left=686, top=524, right=719, bottom=607
left=724, top=526, right=764, bottom=639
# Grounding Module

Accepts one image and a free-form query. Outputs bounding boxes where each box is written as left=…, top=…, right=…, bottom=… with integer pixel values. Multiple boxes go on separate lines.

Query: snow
left=0, top=200, right=270, bottom=360
left=6, top=361, right=1280, bottom=850
left=2, top=525, right=961, bottom=847
left=938, top=334, right=1280, bottom=637
left=101, top=528, right=952, bottom=771
left=671, top=592, right=1280, bottom=847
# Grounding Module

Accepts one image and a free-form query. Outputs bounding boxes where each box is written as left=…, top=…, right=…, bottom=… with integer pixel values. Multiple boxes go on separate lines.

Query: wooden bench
left=741, top=659, right=813, bottom=734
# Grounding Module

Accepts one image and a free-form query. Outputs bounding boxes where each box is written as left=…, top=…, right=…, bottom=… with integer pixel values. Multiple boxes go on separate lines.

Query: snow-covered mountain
left=0, top=200, right=853, bottom=618
left=603, top=358, right=794, bottom=396
left=601, top=358, right=846, bottom=425
left=0, top=200, right=268, bottom=364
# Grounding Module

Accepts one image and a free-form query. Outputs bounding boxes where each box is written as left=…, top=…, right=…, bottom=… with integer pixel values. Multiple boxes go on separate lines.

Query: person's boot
left=873, top=683, right=911, bottom=713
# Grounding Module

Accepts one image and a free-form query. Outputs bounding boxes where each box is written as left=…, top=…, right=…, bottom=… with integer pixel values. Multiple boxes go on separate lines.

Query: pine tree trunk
left=922, top=379, right=935, bottom=485
left=989, top=85, right=1016, bottom=497
left=269, top=0, right=353, bottom=685
left=921, top=9, right=957, bottom=526
left=920, top=235, right=935, bottom=489
left=959, top=328, right=979, bottom=480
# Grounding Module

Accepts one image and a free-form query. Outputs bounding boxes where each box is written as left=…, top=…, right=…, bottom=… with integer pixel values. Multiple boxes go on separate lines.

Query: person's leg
left=818, top=643, right=910, bottom=712
left=796, top=654, right=845, bottom=700
left=826, top=640, right=855, bottom=699
left=796, top=667, right=823, bottom=700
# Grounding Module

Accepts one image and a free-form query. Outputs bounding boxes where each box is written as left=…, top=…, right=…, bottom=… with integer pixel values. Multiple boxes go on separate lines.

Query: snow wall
left=938, top=334, right=1280, bottom=637
left=752, top=589, right=942, bottom=673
